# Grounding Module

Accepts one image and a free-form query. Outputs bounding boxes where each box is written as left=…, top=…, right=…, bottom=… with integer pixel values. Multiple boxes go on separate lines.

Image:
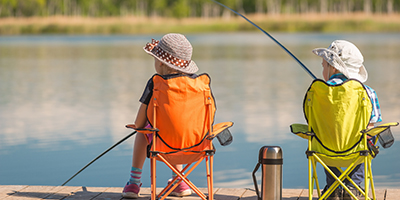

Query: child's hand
left=125, top=124, right=137, bottom=129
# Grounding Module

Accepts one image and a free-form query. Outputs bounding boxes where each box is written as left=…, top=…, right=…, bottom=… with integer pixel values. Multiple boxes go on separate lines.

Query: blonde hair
left=159, top=63, right=186, bottom=75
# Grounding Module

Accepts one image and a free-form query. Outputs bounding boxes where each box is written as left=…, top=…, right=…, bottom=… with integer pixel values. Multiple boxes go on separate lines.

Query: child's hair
left=143, top=33, right=198, bottom=74
left=157, top=62, right=186, bottom=75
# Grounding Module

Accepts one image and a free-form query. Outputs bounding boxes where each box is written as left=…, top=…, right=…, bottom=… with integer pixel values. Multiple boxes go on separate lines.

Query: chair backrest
left=304, top=79, right=372, bottom=155
left=147, top=73, right=216, bottom=154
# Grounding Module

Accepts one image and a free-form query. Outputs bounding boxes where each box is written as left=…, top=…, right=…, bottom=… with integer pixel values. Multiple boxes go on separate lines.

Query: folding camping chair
left=130, top=73, right=233, bottom=200
left=290, top=79, right=398, bottom=200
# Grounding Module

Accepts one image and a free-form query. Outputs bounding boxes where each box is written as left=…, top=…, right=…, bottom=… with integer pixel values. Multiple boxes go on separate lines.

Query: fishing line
left=211, top=0, right=317, bottom=79
left=61, top=131, right=137, bottom=186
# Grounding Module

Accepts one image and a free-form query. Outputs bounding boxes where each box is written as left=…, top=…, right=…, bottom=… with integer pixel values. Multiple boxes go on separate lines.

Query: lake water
left=0, top=33, right=399, bottom=189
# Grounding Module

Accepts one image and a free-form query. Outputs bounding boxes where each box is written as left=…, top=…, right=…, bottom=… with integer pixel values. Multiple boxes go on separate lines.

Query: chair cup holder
left=378, top=128, right=395, bottom=148
left=216, top=129, right=233, bottom=146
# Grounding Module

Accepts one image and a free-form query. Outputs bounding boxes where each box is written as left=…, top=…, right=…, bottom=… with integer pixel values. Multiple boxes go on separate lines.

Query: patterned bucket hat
left=312, top=40, right=368, bottom=83
left=143, top=33, right=198, bottom=74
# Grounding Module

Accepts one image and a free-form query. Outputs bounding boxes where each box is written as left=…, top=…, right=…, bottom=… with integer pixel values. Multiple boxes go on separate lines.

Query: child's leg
left=123, top=133, right=148, bottom=198
left=132, top=133, right=148, bottom=169
left=173, top=165, right=183, bottom=178
left=170, top=164, right=192, bottom=197
left=128, top=133, right=148, bottom=185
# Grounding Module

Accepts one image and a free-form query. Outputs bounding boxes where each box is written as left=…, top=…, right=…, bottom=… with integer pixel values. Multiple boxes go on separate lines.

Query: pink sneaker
left=122, top=182, right=141, bottom=199
left=167, top=179, right=192, bottom=197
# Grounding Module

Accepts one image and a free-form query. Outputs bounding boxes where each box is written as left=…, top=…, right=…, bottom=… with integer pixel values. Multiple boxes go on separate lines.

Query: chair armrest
left=125, top=124, right=159, bottom=134
left=290, top=123, right=314, bottom=139
left=207, top=122, right=234, bottom=146
left=361, top=122, right=399, bottom=137
left=208, top=122, right=234, bottom=139
left=361, top=122, right=398, bottom=149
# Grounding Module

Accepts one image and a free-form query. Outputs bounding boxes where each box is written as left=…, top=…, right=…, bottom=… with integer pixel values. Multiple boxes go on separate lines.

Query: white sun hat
left=312, top=40, right=368, bottom=83
left=143, top=33, right=198, bottom=74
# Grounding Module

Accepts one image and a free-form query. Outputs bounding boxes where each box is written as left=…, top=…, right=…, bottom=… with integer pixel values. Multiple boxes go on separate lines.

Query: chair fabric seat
left=148, top=74, right=215, bottom=154
left=305, top=80, right=372, bottom=167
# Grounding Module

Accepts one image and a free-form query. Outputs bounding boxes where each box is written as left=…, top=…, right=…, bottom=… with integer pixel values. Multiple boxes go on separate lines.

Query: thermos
left=252, top=146, right=283, bottom=200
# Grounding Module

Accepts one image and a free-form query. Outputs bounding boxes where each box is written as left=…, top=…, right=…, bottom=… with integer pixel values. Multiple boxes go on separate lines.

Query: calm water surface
left=0, top=33, right=399, bottom=189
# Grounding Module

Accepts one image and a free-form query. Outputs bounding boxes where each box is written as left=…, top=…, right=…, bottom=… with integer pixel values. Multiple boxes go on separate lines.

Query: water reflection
left=0, top=33, right=399, bottom=188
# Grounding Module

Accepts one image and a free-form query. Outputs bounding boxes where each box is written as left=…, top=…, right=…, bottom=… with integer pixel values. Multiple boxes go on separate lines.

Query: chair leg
left=327, top=166, right=355, bottom=199
left=151, top=157, right=157, bottom=200
left=314, top=154, right=359, bottom=200
left=362, top=156, right=376, bottom=200
left=206, top=155, right=214, bottom=200
left=311, top=159, right=321, bottom=197
left=368, top=159, right=376, bottom=200
left=364, top=156, right=370, bottom=200
left=157, top=164, right=192, bottom=198
left=156, top=154, right=207, bottom=200
left=308, top=156, right=313, bottom=200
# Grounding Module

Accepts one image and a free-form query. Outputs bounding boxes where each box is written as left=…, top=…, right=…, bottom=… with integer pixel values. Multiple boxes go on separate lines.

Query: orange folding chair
left=131, top=73, right=233, bottom=200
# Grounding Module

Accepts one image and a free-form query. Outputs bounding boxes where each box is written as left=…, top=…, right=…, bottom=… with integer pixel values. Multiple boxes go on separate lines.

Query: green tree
left=171, top=0, right=190, bottom=18
left=0, top=0, right=399, bottom=18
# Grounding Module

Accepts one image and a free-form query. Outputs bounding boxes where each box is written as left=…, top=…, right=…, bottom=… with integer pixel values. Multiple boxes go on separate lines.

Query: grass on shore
left=0, top=13, right=399, bottom=35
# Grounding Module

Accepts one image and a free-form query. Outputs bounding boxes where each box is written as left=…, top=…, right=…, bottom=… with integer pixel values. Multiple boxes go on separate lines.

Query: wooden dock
left=1, top=185, right=399, bottom=200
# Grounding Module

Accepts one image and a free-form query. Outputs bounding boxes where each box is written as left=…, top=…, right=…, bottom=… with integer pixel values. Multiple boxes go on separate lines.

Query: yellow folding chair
left=290, top=79, right=398, bottom=200
left=131, top=73, right=233, bottom=200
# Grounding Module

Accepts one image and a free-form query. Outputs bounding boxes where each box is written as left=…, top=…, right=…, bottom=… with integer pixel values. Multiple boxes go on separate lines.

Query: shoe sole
left=170, top=189, right=192, bottom=197
left=122, top=192, right=139, bottom=199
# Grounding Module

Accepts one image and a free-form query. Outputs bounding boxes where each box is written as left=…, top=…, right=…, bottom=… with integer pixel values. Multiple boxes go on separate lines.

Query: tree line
left=0, top=0, right=399, bottom=18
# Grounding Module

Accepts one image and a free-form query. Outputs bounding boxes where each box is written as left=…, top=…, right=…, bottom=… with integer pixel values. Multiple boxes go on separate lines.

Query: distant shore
left=0, top=13, right=399, bottom=35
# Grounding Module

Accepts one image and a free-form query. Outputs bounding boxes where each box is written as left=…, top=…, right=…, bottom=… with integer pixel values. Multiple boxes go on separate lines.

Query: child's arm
left=134, top=103, right=148, bottom=128
left=368, top=123, right=375, bottom=129
left=126, top=103, right=148, bottom=129
left=367, top=123, right=375, bottom=139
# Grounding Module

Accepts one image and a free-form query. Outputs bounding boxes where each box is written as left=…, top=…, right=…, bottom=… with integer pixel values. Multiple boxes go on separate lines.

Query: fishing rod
left=61, top=131, right=137, bottom=186
left=211, top=0, right=317, bottom=80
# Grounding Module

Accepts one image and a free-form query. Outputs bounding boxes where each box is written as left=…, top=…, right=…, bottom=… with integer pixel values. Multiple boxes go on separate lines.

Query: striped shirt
left=327, top=73, right=382, bottom=123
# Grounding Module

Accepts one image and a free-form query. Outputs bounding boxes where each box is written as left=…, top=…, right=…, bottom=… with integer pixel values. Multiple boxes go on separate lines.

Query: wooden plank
left=240, top=188, right=303, bottom=200
left=240, top=188, right=258, bottom=200
left=297, top=189, right=320, bottom=200
left=62, top=186, right=108, bottom=200
left=3, top=185, right=59, bottom=200
left=100, top=186, right=181, bottom=200
left=215, top=188, right=246, bottom=200
left=122, top=187, right=210, bottom=200
left=124, top=187, right=187, bottom=200
left=342, top=188, right=386, bottom=200
left=0, top=185, right=28, bottom=199
left=373, top=188, right=386, bottom=200
left=283, top=189, right=304, bottom=200
left=386, top=188, right=400, bottom=200
left=297, top=188, right=387, bottom=200
left=92, top=187, right=122, bottom=200
left=44, top=186, right=85, bottom=200
left=1, top=185, right=81, bottom=200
